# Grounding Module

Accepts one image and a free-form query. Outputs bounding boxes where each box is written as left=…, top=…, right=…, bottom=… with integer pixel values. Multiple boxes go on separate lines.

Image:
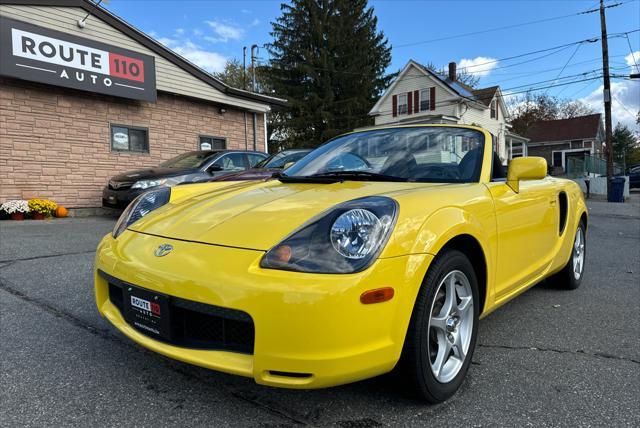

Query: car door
left=208, top=153, right=248, bottom=177
left=246, top=153, right=267, bottom=168
left=485, top=175, right=559, bottom=300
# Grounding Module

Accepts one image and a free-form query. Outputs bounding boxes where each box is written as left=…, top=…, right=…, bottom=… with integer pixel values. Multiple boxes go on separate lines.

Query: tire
left=398, top=249, right=479, bottom=403
left=549, top=221, right=586, bottom=290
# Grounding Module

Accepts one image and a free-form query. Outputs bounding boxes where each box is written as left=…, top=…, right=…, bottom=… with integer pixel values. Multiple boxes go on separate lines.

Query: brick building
left=0, top=0, right=284, bottom=208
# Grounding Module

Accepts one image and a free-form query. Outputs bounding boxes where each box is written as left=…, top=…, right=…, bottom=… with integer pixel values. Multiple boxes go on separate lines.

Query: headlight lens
left=261, top=196, right=397, bottom=273
left=131, top=179, right=167, bottom=189
left=112, top=187, right=171, bottom=238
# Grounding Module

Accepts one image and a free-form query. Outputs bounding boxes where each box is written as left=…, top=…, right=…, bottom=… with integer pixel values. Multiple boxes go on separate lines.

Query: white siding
left=458, top=99, right=508, bottom=160
left=0, top=5, right=270, bottom=112
left=374, top=64, right=458, bottom=125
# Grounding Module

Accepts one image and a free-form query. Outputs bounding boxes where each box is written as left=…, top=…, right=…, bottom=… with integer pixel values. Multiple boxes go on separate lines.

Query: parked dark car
left=103, top=150, right=267, bottom=208
left=212, top=149, right=312, bottom=182
left=628, top=164, right=640, bottom=189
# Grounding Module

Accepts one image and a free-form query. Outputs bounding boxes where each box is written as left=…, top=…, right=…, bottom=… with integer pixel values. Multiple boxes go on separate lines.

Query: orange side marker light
left=360, top=287, right=394, bottom=304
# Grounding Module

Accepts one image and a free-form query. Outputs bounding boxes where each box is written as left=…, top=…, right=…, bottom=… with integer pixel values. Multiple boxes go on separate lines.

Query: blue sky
left=103, top=0, right=639, bottom=128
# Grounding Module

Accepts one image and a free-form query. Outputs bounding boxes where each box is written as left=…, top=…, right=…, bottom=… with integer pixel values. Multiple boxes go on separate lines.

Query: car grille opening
left=108, top=181, right=134, bottom=190
left=268, top=371, right=313, bottom=379
left=104, top=273, right=255, bottom=354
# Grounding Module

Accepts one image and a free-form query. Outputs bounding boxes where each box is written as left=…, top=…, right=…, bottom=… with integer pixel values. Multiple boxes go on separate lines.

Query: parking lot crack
left=0, top=249, right=96, bottom=264
left=0, top=276, right=313, bottom=425
left=478, top=343, right=640, bottom=365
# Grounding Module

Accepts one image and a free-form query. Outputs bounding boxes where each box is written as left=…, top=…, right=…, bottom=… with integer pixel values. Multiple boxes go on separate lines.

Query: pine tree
left=266, top=0, right=393, bottom=148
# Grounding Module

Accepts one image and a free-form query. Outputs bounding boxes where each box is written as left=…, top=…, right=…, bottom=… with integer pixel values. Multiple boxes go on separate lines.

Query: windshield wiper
left=309, top=171, right=409, bottom=182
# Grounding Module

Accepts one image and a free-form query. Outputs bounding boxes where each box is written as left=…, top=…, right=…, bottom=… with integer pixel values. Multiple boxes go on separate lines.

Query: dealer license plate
left=122, top=285, right=171, bottom=340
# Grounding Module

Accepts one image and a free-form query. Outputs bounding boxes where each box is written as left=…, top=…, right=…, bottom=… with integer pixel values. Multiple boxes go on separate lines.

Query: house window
left=490, top=100, right=497, bottom=119
left=552, top=152, right=563, bottom=168
left=110, top=124, right=149, bottom=153
left=420, top=88, right=430, bottom=111
left=398, top=93, right=408, bottom=115
left=199, top=135, right=226, bottom=150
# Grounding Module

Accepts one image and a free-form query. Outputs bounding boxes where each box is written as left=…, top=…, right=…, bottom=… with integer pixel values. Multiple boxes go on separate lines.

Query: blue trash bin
left=608, top=177, right=625, bottom=203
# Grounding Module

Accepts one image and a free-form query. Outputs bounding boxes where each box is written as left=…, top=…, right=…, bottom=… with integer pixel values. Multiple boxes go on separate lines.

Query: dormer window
left=398, top=93, right=408, bottom=115
left=490, top=99, right=497, bottom=119
left=420, top=88, right=430, bottom=111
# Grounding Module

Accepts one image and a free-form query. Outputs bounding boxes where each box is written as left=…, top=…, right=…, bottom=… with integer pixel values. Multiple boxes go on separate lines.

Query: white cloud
left=580, top=50, right=640, bottom=131
left=241, top=9, right=252, bottom=14
left=205, top=20, right=244, bottom=43
left=250, top=18, right=260, bottom=27
left=625, top=51, right=639, bottom=74
left=458, top=56, right=499, bottom=77
left=158, top=37, right=227, bottom=73
left=175, top=28, right=184, bottom=36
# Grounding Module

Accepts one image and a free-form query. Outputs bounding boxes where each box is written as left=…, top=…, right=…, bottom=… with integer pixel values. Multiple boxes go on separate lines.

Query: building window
left=110, top=124, right=149, bottom=153
left=199, top=135, right=226, bottom=150
left=490, top=100, right=497, bottom=119
left=397, top=93, right=408, bottom=115
left=420, top=88, right=430, bottom=111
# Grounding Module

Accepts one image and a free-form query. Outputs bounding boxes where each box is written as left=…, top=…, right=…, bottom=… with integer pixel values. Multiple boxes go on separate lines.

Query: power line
left=391, top=0, right=632, bottom=49
left=327, top=75, right=605, bottom=126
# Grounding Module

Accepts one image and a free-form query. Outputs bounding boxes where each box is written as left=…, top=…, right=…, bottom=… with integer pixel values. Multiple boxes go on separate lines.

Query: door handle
left=549, top=199, right=557, bottom=205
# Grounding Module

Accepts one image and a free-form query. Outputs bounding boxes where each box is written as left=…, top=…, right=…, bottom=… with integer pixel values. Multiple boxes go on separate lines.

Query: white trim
left=551, top=147, right=593, bottom=169
left=263, top=113, right=268, bottom=153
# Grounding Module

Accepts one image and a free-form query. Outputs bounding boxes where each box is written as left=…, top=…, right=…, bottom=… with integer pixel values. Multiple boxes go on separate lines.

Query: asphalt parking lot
left=1, top=198, right=639, bottom=427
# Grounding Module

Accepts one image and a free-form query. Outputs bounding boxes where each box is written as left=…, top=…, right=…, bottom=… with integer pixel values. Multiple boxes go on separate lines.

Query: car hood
left=128, top=180, right=443, bottom=251
left=111, top=167, right=197, bottom=182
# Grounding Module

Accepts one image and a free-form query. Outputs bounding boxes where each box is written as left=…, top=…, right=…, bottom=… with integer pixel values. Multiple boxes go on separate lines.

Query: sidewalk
left=586, top=190, right=640, bottom=218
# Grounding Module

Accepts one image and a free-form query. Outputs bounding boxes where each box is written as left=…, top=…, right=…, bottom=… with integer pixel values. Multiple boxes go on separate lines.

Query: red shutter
left=392, top=95, right=398, bottom=117
left=407, top=91, right=413, bottom=114
left=430, top=87, right=436, bottom=111
left=414, top=90, right=419, bottom=112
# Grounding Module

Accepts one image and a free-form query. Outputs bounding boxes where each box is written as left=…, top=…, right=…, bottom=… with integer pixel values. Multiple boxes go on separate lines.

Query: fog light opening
left=360, top=287, right=394, bottom=304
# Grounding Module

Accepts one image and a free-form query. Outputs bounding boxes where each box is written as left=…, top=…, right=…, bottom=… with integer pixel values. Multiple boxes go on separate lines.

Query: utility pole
left=599, top=0, right=614, bottom=199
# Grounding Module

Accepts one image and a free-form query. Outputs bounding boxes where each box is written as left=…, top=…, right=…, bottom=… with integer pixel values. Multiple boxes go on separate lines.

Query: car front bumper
left=102, top=186, right=146, bottom=209
left=94, top=230, right=432, bottom=388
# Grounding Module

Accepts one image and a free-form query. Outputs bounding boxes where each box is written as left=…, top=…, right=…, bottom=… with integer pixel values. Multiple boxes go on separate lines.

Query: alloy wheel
left=573, top=227, right=585, bottom=280
left=427, top=270, right=474, bottom=383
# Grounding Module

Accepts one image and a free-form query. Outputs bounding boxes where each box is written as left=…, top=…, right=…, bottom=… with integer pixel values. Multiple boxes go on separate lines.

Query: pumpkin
left=55, top=206, right=68, bottom=218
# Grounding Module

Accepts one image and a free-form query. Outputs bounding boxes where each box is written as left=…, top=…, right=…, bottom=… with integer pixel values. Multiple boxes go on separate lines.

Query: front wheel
left=549, top=221, right=586, bottom=289
left=398, top=249, right=479, bottom=403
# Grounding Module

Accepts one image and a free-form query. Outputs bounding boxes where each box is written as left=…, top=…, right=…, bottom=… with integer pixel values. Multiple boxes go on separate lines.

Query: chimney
left=448, top=62, right=457, bottom=82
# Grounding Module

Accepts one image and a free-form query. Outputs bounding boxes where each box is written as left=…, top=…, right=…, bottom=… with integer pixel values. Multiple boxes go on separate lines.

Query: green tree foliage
left=508, top=92, right=594, bottom=136
left=265, top=0, right=393, bottom=149
left=612, top=122, right=640, bottom=168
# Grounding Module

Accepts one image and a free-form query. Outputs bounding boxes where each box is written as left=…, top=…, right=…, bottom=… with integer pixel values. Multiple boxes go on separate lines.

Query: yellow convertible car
left=95, top=125, right=587, bottom=402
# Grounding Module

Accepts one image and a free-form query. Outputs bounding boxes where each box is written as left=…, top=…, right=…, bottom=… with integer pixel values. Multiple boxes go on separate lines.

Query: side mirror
left=282, top=161, right=296, bottom=170
left=208, top=165, right=223, bottom=173
left=507, top=157, right=547, bottom=193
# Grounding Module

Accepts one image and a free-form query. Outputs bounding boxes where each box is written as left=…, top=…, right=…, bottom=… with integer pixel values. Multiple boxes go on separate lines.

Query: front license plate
left=122, top=285, right=171, bottom=340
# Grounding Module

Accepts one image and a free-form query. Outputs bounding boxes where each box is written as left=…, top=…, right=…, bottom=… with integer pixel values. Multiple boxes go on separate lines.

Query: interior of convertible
left=284, top=127, right=505, bottom=183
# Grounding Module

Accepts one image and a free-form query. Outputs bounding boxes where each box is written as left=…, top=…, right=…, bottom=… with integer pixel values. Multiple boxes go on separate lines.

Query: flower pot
left=11, top=212, right=25, bottom=221
left=33, top=213, right=46, bottom=220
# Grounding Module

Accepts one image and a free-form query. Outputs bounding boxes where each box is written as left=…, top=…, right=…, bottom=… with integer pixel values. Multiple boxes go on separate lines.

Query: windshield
left=159, top=151, right=219, bottom=169
left=256, top=150, right=311, bottom=169
left=283, top=127, right=485, bottom=182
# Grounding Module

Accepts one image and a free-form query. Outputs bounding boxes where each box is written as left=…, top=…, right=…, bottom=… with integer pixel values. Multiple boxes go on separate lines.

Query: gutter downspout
left=243, top=111, right=248, bottom=149
left=252, top=112, right=257, bottom=151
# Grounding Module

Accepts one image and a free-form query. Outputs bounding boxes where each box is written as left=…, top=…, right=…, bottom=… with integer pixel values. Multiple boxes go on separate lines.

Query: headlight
left=112, top=187, right=171, bottom=238
left=131, top=179, right=167, bottom=189
left=260, top=196, right=398, bottom=273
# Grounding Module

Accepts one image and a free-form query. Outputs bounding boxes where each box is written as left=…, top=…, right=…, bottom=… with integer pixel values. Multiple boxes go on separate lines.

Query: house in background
left=368, top=59, right=528, bottom=162
left=524, top=114, right=604, bottom=176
